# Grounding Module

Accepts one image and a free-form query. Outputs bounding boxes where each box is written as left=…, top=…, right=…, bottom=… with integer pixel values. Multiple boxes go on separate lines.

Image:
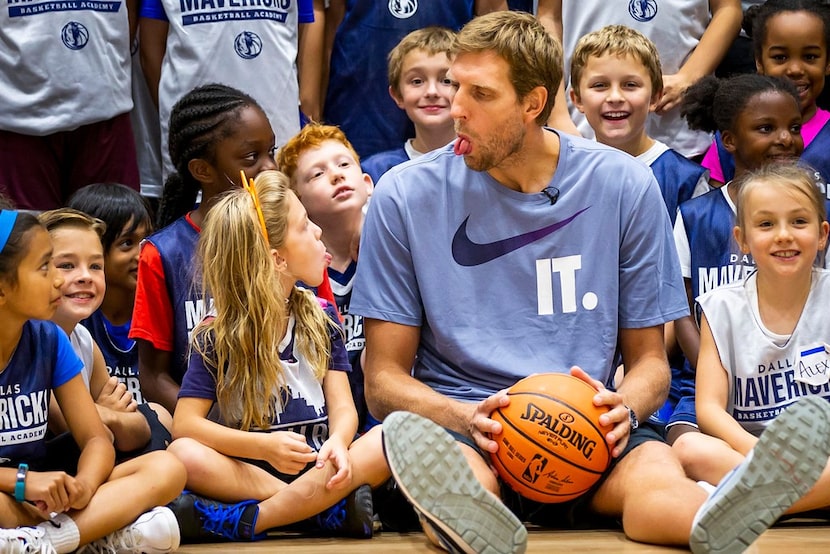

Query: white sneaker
left=0, top=526, right=57, bottom=554
left=78, top=506, right=180, bottom=554
left=690, top=395, right=830, bottom=554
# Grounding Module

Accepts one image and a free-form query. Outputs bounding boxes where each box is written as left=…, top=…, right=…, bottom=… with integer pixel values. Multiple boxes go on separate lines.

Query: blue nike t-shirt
left=351, top=131, right=688, bottom=401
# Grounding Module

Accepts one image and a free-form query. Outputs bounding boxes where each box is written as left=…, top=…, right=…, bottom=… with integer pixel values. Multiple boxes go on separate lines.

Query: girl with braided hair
left=130, top=84, right=280, bottom=415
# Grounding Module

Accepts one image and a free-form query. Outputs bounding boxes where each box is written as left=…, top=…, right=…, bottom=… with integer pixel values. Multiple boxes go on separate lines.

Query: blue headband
left=0, top=210, right=19, bottom=254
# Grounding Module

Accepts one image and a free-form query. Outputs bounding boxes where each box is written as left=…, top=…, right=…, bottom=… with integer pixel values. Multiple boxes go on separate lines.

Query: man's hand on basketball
left=469, top=390, right=510, bottom=454
left=569, top=366, right=630, bottom=457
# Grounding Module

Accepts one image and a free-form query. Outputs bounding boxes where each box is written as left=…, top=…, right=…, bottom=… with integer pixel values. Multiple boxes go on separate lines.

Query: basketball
left=490, top=373, right=612, bottom=503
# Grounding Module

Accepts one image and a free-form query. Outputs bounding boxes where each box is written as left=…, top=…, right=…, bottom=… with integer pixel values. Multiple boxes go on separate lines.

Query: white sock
left=37, top=513, right=80, bottom=554
left=697, top=480, right=716, bottom=496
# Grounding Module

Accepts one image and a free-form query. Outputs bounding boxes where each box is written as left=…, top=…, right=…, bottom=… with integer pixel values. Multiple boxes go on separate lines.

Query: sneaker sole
left=382, top=411, right=528, bottom=554
left=690, top=396, right=830, bottom=554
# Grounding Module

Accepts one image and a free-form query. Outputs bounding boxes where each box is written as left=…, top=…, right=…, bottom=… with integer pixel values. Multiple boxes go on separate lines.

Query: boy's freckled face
left=392, top=49, right=456, bottom=132
left=572, top=53, right=659, bottom=155
left=293, top=140, right=373, bottom=224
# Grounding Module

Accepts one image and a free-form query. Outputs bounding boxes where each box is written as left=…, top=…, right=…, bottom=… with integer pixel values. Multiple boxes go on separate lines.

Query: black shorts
left=448, top=422, right=665, bottom=529
left=116, top=403, right=173, bottom=462
left=233, top=457, right=314, bottom=484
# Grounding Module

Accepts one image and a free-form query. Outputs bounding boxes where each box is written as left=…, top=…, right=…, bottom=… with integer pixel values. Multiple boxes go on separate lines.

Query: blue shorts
left=650, top=359, right=697, bottom=428
left=449, top=422, right=665, bottom=529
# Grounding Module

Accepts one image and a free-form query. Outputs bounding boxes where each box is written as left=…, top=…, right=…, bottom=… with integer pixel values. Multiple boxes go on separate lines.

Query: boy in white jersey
left=537, top=0, right=743, bottom=157
left=39, top=208, right=172, bottom=459
left=570, top=24, right=710, bottom=441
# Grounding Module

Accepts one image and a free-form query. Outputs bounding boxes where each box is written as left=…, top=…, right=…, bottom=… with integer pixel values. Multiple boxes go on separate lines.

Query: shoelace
left=2, top=528, right=57, bottom=554
left=316, top=499, right=347, bottom=531
left=194, top=499, right=247, bottom=540
left=78, top=524, right=144, bottom=554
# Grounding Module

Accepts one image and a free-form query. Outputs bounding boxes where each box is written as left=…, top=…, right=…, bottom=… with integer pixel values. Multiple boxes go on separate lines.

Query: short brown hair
left=455, top=11, right=562, bottom=125
left=387, top=26, right=457, bottom=97
left=277, top=123, right=360, bottom=187
left=570, top=25, right=663, bottom=100
left=38, top=208, right=106, bottom=238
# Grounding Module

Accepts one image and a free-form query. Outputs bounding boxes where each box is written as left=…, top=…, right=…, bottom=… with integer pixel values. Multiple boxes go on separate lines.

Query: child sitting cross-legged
left=0, top=210, right=186, bottom=554
left=167, top=171, right=390, bottom=543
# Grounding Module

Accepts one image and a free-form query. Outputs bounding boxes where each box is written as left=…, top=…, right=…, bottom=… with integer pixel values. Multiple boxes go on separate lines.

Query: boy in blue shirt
left=361, top=26, right=458, bottom=185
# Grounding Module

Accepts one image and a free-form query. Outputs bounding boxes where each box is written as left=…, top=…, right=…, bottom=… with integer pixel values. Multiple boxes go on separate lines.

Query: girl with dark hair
left=130, top=83, right=280, bottom=415
left=657, top=73, right=805, bottom=443
left=702, top=0, right=830, bottom=184
left=0, top=210, right=186, bottom=554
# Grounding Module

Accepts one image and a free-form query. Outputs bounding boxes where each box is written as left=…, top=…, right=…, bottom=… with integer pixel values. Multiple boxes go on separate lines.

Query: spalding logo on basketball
left=490, top=373, right=612, bottom=503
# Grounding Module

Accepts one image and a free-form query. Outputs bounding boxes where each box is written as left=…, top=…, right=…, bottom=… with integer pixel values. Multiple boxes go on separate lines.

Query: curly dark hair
left=681, top=73, right=799, bottom=134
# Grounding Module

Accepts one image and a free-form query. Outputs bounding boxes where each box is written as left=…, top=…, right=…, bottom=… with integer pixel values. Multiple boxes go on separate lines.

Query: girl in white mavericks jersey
left=689, top=163, right=830, bottom=515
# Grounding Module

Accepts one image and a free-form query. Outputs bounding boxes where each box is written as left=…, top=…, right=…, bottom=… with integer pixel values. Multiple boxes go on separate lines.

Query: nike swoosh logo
left=451, top=207, right=590, bottom=266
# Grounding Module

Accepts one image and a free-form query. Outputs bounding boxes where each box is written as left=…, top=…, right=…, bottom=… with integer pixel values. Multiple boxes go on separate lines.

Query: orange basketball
left=490, top=373, right=612, bottom=503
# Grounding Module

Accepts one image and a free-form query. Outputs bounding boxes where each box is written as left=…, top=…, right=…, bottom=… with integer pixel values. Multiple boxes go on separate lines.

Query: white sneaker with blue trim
left=690, top=395, right=830, bottom=554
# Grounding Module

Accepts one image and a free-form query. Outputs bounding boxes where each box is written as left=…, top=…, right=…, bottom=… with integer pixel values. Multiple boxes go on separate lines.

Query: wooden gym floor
left=176, top=523, right=830, bottom=552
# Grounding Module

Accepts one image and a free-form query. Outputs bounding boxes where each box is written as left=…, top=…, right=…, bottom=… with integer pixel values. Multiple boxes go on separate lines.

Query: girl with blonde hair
left=167, top=170, right=389, bottom=543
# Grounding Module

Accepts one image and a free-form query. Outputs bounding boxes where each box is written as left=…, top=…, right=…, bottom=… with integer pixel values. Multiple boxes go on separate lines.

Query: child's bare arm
left=675, top=279, right=702, bottom=367
left=173, top=397, right=317, bottom=475
left=316, top=370, right=358, bottom=488
left=298, top=0, right=325, bottom=122
left=695, top=315, right=758, bottom=455
left=138, top=18, right=169, bottom=108
left=54, top=374, right=115, bottom=510
left=536, top=0, right=581, bottom=136
left=656, top=0, right=742, bottom=114
left=88, top=342, right=150, bottom=451
left=474, top=0, right=507, bottom=15
left=136, top=340, right=180, bottom=415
